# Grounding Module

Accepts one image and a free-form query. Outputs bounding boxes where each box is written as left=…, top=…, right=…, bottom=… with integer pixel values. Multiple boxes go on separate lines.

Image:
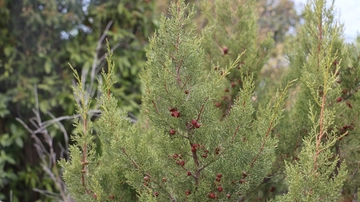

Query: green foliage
left=201, top=0, right=273, bottom=112
left=269, top=0, right=355, bottom=201
left=60, top=42, right=138, bottom=201
left=256, top=0, right=301, bottom=43
left=0, top=0, right=156, bottom=201
left=0, top=123, right=25, bottom=200
left=61, top=0, right=359, bottom=201
left=335, top=35, right=360, bottom=199
left=276, top=136, right=346, bottom=201
left=61, top=0, right=290, bottom=201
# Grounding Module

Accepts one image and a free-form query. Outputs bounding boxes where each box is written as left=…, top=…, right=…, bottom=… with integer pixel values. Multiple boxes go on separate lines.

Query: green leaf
left=117, top=3, right=124, bottom=14
left=0, top=94, right=10, bottom=117
left=0, top=150, right=15, bottom=164
left=44, top=59, right=52, bottom=74
left=121, top=57, right=131, bottom=67
left=4, top=47, right=12, bottom=57
left=6, top=156, right=15, bottom=165
left=0, top=134, right=11, bottom=147
left=15, top=137, right=23, bottom=148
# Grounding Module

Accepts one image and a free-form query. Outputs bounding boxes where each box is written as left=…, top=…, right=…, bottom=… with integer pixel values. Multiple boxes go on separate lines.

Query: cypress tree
left=60, top=1, right=289, bottom=201
left=60, top=0, right=357, bottom=201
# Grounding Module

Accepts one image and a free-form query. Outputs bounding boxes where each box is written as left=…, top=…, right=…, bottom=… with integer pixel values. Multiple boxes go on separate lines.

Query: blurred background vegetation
left=0, top=0, right=301, bottom=201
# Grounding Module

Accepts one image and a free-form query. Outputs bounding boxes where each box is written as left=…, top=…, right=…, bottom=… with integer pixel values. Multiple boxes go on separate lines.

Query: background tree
left=272, top=0, right=348, bottom=200
left=0, top=0, right=156, bottom=201
left=268, top=0, right=359, bottom=200
left=200, top=0, right=273, bottom=116
left=335, top=33, right=360, bottom=201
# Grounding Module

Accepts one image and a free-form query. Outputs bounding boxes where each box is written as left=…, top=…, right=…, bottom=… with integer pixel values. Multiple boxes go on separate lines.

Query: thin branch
left=33, top=188, right=61, bottom=198
left=26, top=110, right=101, bottom=134
left=232, top=124, right=241, bottom=143
left=96, top=42, right=121, bottom=69
left=47, top=111, right=69, bottom=159
left=196, top=97, right=209, bottom=121
left=15, top=85, right=75, bottom=202
left=89, top=20, right=114, bottom=95
left=314, top=9, right=325, bottom=171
